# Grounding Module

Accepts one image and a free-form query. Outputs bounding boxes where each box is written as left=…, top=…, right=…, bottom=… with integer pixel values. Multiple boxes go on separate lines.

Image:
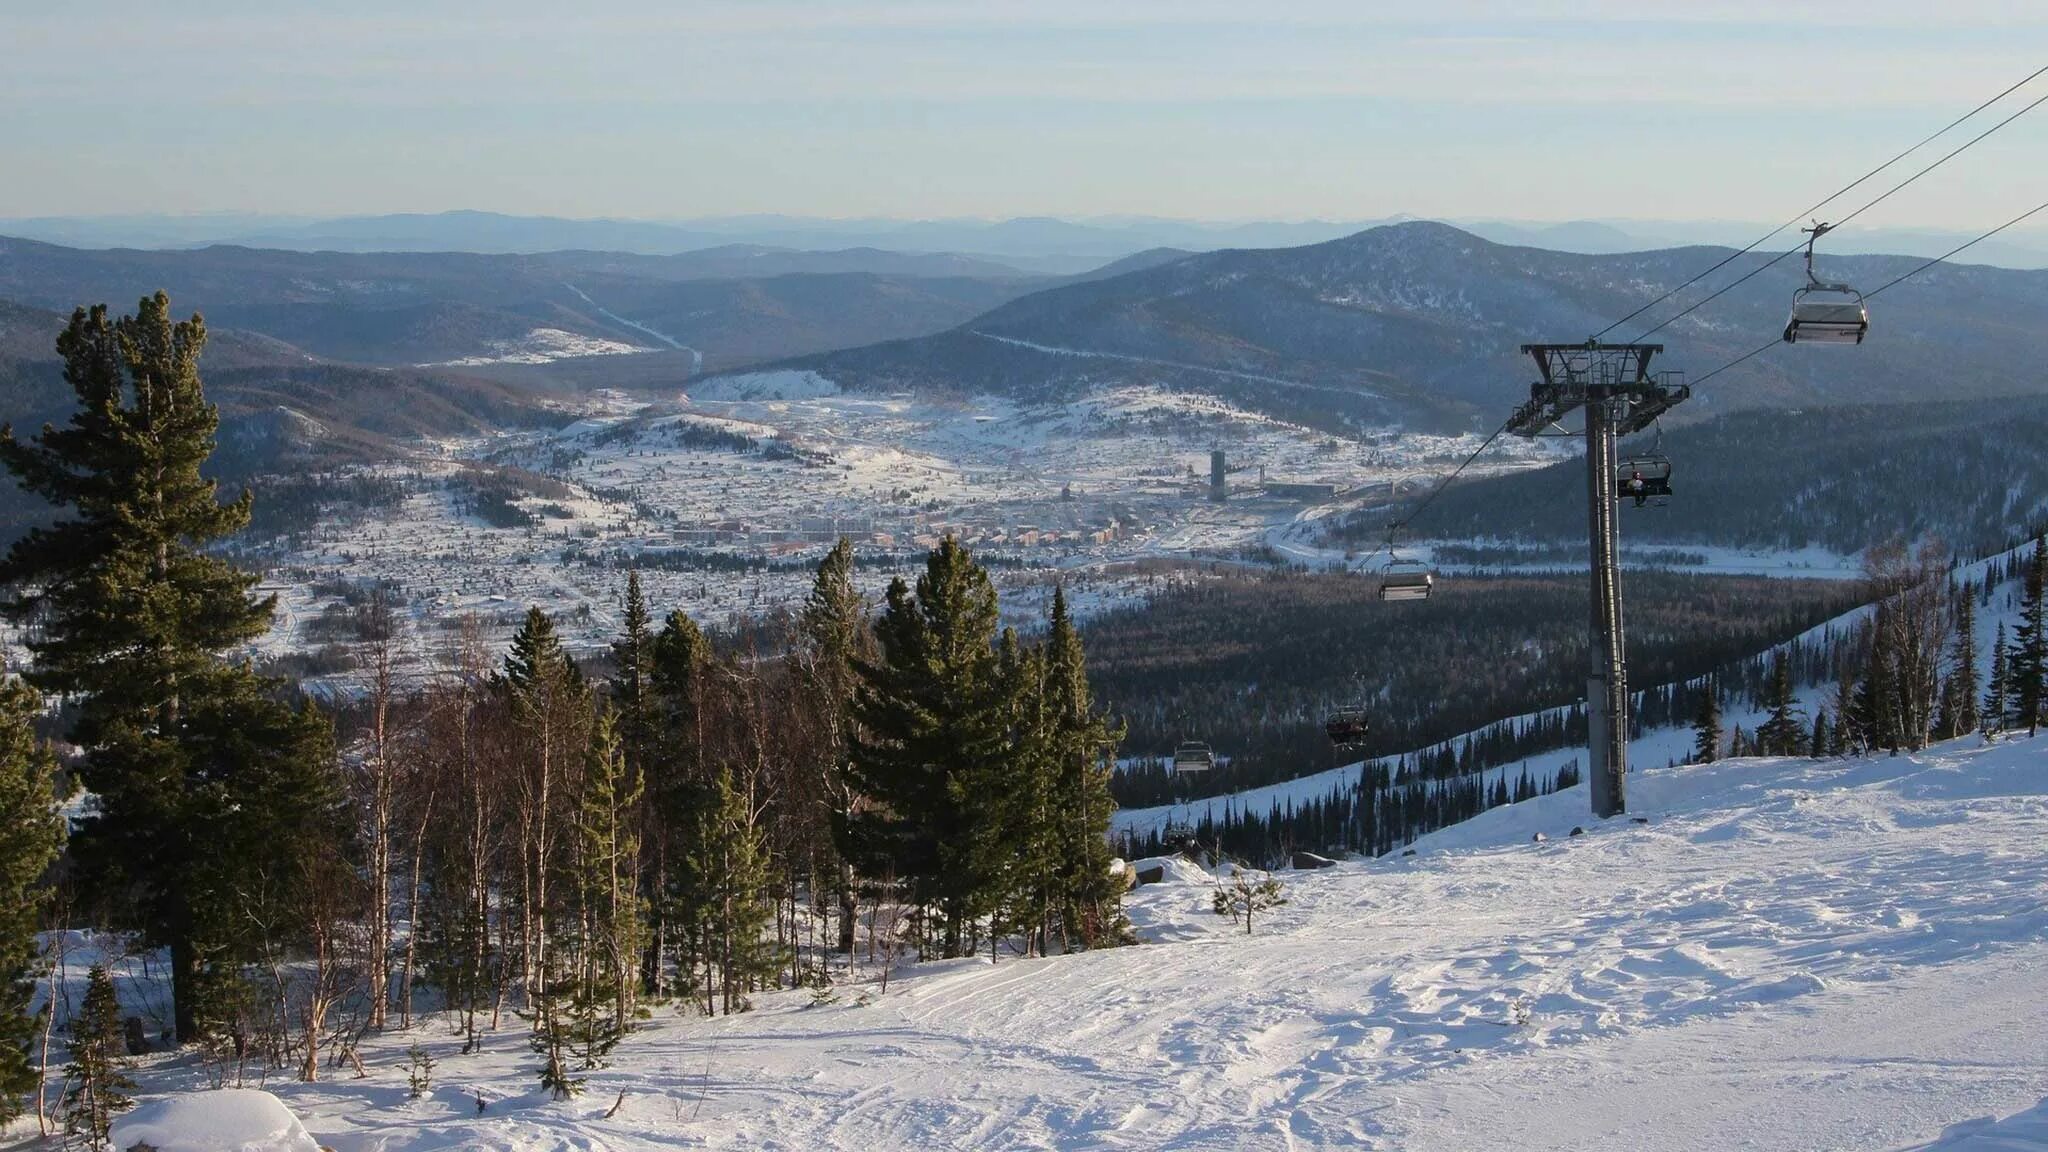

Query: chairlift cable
left=1383, top=416, right=1515, bottom=548
left=1629, top=87, right=2048, bottom=344
left=1686, top=193, right=2048, bottom=390
left=1590, top=63, right=2048, bottom=342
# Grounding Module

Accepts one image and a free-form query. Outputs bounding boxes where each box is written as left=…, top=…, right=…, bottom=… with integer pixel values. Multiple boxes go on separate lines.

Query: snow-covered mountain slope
left=97, top=734, right=2048, bottom=1151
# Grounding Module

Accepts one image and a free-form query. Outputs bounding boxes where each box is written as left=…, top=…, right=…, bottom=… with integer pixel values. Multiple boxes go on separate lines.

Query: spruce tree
left=609, top=570, right=656, bottom=780
left=0, top=681, right=63, bottom=1124
left=843, top=537, right=1007, bottom=958
left=1941, top=591, right=1980, bottom=739
left=0, top=294, right=343, bottom=1041
left=647, top=610, right=709, bottom=998
left=993, top=630, right=1053, bottom=951
left=2012, top=535, right=2046, bottom=737
left=1042, top=585, right=1124, bottom=949
left=574, top=709, right=643, bottom=1048
left=65, top=965, right=133, bottom=1149
left=1756, top=653, right=1806, bottom=756
left=799, top=540, right=868, bottom=955
left=500, top=607, right=589, bottom=1011
left=1985, top=623, right=2010, bottom=734
left=1691, top=680, right=1722, bottom=764
left=701, top=761, right=780, bottom=1012
left=1810, top=709, right=1830, bottom=759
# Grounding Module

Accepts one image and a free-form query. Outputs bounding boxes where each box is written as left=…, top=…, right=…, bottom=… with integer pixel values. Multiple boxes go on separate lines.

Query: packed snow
left=57, top=733, right=2048, bottom=1151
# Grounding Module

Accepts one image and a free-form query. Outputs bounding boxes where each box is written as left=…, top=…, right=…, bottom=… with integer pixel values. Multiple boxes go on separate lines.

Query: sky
left=4, top=1, right=2047, bottom=227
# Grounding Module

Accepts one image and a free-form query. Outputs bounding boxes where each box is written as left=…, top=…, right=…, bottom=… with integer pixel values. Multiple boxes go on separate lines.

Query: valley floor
left=53, top=735, right=2048, bottom=1151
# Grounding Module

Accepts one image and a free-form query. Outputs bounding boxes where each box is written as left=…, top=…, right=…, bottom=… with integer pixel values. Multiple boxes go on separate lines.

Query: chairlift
left=1323, top=707, right=1370, bottom=748
left=1378, top=558, right=1433, bottom=602
left=1616, top=455, right=1673, bottom=508
left=1783, top=222, right=1868, bottom=345
left=1323, top=672, right=1371, bottom=749
left=1171, top=740, right=1215, bottom=774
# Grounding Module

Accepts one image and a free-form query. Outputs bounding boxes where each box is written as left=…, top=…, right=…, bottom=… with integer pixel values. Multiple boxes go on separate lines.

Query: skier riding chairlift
left=1624, top=469, right=1648, bottom=508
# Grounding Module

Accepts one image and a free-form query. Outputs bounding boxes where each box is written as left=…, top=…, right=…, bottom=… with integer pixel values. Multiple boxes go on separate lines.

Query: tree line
left=1149, top=532, right=2048, bottom=868
left=1090, top=567, right=1862, bottom=808
left=0, top=295, right=1127, bottom=1135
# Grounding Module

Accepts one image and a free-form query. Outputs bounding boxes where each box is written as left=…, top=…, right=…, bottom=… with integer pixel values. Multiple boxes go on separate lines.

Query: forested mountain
left=0, top=236, right=1045, bottom=371
left=1084, top=567, right=1863, bottom=805
left=762, top=222, right=2048, bottom=432
left=1347, top=395, right=2048, bottom=556
left=0, top=297, right=559, bottom=542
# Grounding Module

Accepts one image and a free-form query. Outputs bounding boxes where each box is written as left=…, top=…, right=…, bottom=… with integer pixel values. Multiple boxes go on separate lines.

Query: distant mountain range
left=0, top=236, right=1047, bottom=373
left=8, top=210, right=2046, bottom=273
left=9, top=220, right=2048, bottom=455
left=753, top=221, right=2048, bottom=432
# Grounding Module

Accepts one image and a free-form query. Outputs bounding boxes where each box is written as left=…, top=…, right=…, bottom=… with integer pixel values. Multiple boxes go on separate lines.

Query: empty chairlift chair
left=1783, top=222, right=1869, bottom=345
left=1378, top=558, right=1433, bottom=602
left=1172, top=741, right=1215, bottom=774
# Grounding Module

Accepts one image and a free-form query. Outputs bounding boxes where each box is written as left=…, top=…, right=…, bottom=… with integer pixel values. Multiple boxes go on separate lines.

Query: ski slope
left=76, top=733, right=2048, bottom=1151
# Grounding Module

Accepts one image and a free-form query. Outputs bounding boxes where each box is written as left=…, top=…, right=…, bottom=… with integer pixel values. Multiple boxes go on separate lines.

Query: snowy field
left=45, top=734, right=2048, bottom=1151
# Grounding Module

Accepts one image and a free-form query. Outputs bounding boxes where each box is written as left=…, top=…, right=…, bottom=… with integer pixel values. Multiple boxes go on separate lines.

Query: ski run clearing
left=46, top=733, right=2048, bottom=1151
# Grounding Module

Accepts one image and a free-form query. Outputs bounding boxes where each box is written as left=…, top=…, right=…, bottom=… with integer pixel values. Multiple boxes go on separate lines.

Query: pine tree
left=0, top=296, right=344, bottom=1041
left=1985, top=622, right=2010, bottom=734
left=1756, top=653, right=1807, bottom=756
left=1211, top=871, right=1287, bottom=935
left=609, top=570, right=656, bottom=782
left=843, top=537, right=1008, bottom=958
left=1940, top=591, right=1980, bottom=739
left=1691, top=680, right=1722, bottom=764
left=1042, top=585, right=1125, bottom=949
left=573, top=709, right=643, bottom=1051
left=797, top=540, right=868, bottom=956
left=65, top=966, right=133, bottom=1149
left=0, top=681, right=63, bottom=1125
left=525, top=974, right=583, bottom=1099
left=1852, top=606, right=1903, bottom=755
left=647, top=610, right=710, bottom=999
left=993, top=631, right=1055, bottom=952
left=1810, top=709, right=1830, bottom=759
left=2012, top=535, right=2047, bottom=737
left=499, top=607, right=590, bottom=1011
left=700, top=761, right=781, bottom=1012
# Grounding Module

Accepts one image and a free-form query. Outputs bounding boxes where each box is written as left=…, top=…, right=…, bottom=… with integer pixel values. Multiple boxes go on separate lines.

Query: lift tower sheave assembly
left=1505, top=342, right=1689, bottom=819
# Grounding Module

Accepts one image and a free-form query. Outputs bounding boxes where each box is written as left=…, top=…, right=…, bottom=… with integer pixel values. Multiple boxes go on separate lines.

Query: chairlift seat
left=1324, top=709, right=1370, bottom=747
left=1616, top=455, right=1673, bottom=505
left=1171, top=741, right=1214, bottom=773
left=1784, top=287, right=1868, bottom=345
left=1378, top=559, right=1433, bottom=602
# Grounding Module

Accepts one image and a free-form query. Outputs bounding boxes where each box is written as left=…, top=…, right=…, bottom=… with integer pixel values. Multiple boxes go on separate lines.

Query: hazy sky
left=5, top=1, right=2047, bottom=226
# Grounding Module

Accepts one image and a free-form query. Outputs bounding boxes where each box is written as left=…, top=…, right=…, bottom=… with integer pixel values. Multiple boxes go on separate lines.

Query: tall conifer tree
left=0, top=681, right=62, bottom=1124
left=1985, top=622, right=2011, bottom=734
left=1691, top=679, right=1722, bottom=764
left=1939, top=591, right=1980, bottom=740
left=1756, top=653, right=1806, bottom=756
left=2012, top=535, right=2046, bottom=737
left=1042, top=585, right=1124, bottom=949
left=0, top=295, right=341, bottom=1041
left=844, top=537, right=1007, bottom=958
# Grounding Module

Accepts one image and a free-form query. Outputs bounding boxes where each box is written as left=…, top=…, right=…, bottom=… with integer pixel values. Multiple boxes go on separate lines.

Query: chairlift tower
left=1505, top=342, right=1689, bottom=818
